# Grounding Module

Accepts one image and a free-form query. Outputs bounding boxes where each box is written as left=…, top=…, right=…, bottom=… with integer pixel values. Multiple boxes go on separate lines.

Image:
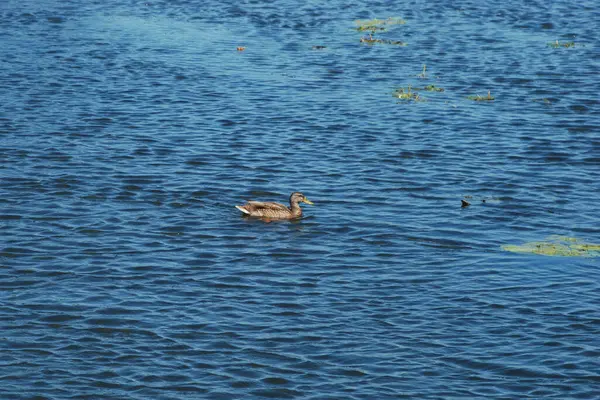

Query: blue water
left=1, top=0, right=599, bottom=398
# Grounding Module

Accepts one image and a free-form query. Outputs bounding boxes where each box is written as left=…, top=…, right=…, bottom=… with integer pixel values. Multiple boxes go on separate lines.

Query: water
left=1, top=0, right=599, bottom=398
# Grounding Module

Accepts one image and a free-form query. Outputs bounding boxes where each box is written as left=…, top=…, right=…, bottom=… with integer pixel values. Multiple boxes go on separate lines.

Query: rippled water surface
left=1, top=0, right=599, bottom=398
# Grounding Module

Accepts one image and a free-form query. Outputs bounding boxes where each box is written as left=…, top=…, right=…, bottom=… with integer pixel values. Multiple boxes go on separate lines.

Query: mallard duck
left=235, top=192, right=314, bottom=220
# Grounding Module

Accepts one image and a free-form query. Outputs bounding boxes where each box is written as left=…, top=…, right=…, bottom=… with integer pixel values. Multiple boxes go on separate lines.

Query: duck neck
left=289, top=200, right=302, bottom=218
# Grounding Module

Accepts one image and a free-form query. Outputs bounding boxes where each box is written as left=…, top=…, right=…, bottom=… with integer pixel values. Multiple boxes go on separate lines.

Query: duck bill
left=303, top=198, right=314, bottom=205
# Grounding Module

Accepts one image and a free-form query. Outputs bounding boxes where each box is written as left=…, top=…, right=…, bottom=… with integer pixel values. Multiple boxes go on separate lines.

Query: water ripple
left=1, top=0, right=600, bottom=399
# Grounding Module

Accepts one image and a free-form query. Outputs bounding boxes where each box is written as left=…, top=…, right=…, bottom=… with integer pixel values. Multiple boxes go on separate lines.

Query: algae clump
left=467, top=90, right=494, bottom=101
left=422, top=85, right=444, bottom=92
left=360, top=34, right=406, bottom=46
left=355, top=17, right=406, bottom=32
left=393, top=86, right=425, bottom=102
left=502, top=236, right=600, bottom=257
left=548, top=40, right=576, bottom=48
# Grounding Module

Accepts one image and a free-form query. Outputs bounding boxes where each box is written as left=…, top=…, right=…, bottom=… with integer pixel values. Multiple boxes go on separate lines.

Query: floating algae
left=502, top=236, right=600, bottom=257
left=355, top=17, right=406, bottom=32
left=354, top=18, right=407, bottom=46
left=360, top=34, right=406, bottom=46
left=415, top=85, right=444, bottom=92
left=548, top=40, right=576, bottom=48
left=467, top=90, right=494, bottom=101
left=393, top=86, right=425, bottom=102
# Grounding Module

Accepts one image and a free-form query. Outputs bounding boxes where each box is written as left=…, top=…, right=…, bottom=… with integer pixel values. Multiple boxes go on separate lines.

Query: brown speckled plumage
left=236, top=192, right=314, bottom=220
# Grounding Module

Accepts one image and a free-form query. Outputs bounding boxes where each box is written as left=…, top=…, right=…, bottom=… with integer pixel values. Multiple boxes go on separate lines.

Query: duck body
left=236, top=192, right=313, bottom=220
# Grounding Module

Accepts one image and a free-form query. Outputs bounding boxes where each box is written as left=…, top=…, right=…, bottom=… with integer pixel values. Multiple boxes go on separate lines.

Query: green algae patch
left=355, top=17, right=406, bottom=32
left=393, top=82, right=445, bottom=103
left=360, top=34, right=406, bottom=46
left=467, top=91, right=494, bottom=101
left=393, top=86, right=425, bottom=102
left=356, top=25, right=386, bottom=32
left=548, top=40, right=576, bottom=48
left=502, top=236, right=600, bottom=257
left=407, top=85, right=445, bottom=93
left=421, top=85, right=444, bottom=92
left=355, top=17, right=407, bottom=46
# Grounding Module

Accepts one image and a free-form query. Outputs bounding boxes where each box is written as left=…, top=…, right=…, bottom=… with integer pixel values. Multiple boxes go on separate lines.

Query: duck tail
left=235, top=205, right=250, bottom=215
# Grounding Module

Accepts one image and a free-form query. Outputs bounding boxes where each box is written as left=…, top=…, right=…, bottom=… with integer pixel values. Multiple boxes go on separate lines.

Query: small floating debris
left=312, top=45, right=327, bottom=50
left=461, top=200, right=471, bottom=207
left=355, top=17, right=406, bottom=32
left=548, top=40, right=576, bottom=48
left=502, top=236, right=600, bottom=257
left=461, top=195, right=502, bottom=205
left=421, top=85, right=444, bottom=92
left=356, top=25, right=386, bottom=32
left=532, top=98, right=552, bottom=105
left=404, top=84, right=444, bottom=93
left=360, top=34, right=406, bottom=46
left=236, top=46, right=246, bottom=51
left=467, top=90, right=494, bottom=101
left=393, top=86, right=424, bottom=102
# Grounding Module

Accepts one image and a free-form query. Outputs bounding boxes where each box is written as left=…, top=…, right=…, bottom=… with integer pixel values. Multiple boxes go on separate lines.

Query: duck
left=235, top=192, right=314, bottom=220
